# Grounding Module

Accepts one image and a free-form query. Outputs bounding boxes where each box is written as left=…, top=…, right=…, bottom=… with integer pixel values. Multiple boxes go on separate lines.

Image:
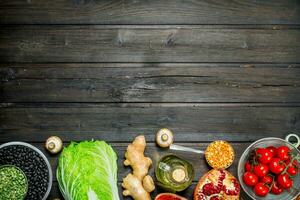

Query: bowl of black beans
left=0, top=142, right=52, bottom=200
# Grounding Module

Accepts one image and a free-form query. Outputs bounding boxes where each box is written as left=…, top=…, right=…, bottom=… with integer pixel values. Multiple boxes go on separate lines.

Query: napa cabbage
left=57, top=141, right=120, bottom=200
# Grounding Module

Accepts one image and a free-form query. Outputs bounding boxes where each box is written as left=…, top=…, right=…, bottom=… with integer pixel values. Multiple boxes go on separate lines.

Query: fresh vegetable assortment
left=1, top=129, right=298, bottom=200
left=243, top=145, right=299, bottom=197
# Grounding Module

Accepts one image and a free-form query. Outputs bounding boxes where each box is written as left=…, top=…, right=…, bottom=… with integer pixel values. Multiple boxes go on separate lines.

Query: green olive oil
left=155, top=154, right=194, bottom=192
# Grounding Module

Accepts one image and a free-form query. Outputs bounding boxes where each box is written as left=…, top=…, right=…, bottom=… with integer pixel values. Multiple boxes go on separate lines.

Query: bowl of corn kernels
left=204, top=140, right=235, bottom=169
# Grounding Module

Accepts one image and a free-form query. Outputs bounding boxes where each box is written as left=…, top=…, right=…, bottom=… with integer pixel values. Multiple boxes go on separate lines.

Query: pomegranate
left=194, top=169, right=240, bottom=200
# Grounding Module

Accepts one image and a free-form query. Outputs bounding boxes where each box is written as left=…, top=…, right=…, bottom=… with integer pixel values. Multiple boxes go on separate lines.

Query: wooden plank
left=1, top=64, right=299, bottom=103
left=0, top=0, right=299, bottom=25
left=1, top=26, right=300, bottom=63
left=1, top=103, right=299, bottom=142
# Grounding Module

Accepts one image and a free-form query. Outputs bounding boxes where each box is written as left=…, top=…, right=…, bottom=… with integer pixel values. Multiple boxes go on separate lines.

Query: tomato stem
left=282, top=156, right=297, bottom=175
left=269, top=177, right=275, bottom=192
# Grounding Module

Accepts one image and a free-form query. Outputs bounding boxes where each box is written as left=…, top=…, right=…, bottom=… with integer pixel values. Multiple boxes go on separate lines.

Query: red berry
left=254, top=182, right=269, bottom=197
left=287, top=165, right=298, bottom=176
left=260, top=175, right=273, bottom=185
left=245, top=161, right=252, bottom=172
left=285, top=159, right=299, bottom=168
left=271, top=181, right=283, bottom=195
left=269, top=158, right=285, bottom=174
left=256, top=148, right=273, bottom=164
left=277, top=174, right=293, bottom=189
left=267, top=146, right=277, bottom=157
left=253, top=163, right=269, bottom=177
left=277, top=146, right=290, bottom=161
left=243, top=172, right=258, bottom=186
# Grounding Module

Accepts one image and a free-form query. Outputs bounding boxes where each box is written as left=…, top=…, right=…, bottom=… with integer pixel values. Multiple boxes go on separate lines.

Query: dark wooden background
left=1, top=1, right=300, bottom=199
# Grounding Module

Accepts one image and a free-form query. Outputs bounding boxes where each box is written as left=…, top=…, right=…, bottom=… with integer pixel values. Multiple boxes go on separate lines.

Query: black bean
left=0, top=145, right=50, bottom=200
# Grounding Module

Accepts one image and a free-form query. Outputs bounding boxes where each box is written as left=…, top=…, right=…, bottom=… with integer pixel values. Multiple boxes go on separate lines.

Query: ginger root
left=122, top=174, right=151, bottom=200
left=122, top=135, right=155, bottom=200
left=124, top=135, right=152, bottom=180
left=143, top=175, right=155, bottom=193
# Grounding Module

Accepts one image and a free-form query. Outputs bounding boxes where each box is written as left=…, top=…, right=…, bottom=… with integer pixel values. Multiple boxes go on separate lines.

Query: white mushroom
left=45, top=136, right=63, bottom=154
left=156, top=128, right=174, bottom=148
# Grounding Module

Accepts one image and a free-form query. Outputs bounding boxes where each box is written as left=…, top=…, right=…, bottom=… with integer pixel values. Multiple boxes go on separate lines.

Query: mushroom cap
left=156, top=128, right=174, bottom=148
left=45, top=136, right=63, bottom=154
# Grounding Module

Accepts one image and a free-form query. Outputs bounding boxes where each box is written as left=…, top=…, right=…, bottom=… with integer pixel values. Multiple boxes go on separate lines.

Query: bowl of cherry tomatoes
left=238, top=134, right=300, bottom=200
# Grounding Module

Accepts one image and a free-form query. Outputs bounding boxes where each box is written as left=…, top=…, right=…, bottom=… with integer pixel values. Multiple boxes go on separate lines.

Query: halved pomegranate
left=194, top=169, right=240, bottom=200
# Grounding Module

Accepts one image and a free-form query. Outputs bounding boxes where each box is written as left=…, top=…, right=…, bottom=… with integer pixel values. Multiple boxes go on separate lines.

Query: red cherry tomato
left=260, top=175, right=273, bottom=185
left=254, top=183, right=269, bottom=197
left=277, top=174, right=293, bottom=189
left=267, top=146, right=277, bottom=157
left=277, top=146, right=290, bottom=161
left=254, top=163, right=269, bottom=177
left=243, top=172, right=258, bottom=186
left=245, top=161, right=252, bottom=172
left=271, top=181, right=283, bottom=195
left=256, top=148, right=273, bottom=164
left=285, top=159, right=299, bottom=168
left=269, top=158, right=285, bottom=174
left=287, top=166, right=298, bottom=176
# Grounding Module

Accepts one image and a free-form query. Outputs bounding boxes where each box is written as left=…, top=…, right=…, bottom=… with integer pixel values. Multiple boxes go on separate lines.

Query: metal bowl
left=0, top=142, right=52, bottom=200
left=238, top=136, right=300, bottom=200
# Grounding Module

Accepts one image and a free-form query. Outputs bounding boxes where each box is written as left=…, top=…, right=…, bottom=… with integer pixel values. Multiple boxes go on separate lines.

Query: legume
left=205, top=140, right=235, bottom=169
left=0, top=166, right=27, bottom=200
left=0, top=145, right=49, bottom=200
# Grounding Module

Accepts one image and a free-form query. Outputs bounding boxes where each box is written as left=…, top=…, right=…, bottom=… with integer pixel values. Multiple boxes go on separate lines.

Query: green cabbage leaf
left=57, top=141, right=120, bottom=200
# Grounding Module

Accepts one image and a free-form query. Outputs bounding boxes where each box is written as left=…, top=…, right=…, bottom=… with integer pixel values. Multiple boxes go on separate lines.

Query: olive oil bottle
left=155, top=154, right=194, bottom=192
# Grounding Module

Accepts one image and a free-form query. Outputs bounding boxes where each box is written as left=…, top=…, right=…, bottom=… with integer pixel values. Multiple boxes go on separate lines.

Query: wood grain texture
left=1, top=64, right=299, bottom=103
left=1, top=1, right=299, bottom=200
left=1, top=103, right=299, bottom=142
left=0, top=0, right=299, bottom=25
left=1, top=26, right=300, bottom=63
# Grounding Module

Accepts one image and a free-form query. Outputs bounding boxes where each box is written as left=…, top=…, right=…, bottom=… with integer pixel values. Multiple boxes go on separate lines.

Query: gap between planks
left=2, top=102, right=300, bottom=108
